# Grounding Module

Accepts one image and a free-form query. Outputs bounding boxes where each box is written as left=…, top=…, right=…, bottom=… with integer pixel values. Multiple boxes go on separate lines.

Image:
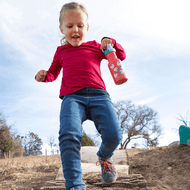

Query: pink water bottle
left=104, top=44, right=128, bottom=85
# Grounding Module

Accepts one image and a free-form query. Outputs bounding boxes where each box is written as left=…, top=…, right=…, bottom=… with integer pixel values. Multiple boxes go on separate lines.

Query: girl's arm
left=35, top=70, right=47, bottom=82
left=37, top=47, right=62, bottom=83
left=101, top=37, right=126, bottom=61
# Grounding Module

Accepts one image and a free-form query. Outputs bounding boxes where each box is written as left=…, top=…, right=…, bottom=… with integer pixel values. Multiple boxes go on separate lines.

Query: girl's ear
left=87, top=23, right=89, bottom=31
left=59, top=25, right=64, bottom=34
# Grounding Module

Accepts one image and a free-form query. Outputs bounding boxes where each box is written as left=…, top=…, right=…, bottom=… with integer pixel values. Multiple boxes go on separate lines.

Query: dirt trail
left=0, top=145, right=190, bottom=189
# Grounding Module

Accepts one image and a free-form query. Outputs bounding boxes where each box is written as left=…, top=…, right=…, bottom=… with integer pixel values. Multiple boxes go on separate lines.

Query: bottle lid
left=104, top=44, right=115, bottom=56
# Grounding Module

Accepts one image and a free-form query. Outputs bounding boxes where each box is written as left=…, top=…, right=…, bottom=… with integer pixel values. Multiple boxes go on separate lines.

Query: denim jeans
left=59, top=88, right=122, bottom=189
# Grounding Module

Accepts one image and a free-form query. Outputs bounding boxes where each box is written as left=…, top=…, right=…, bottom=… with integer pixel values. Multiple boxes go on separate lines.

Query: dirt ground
left=0, top=155, right=62, bottom=190
left=0, top=144, right=190, bottom=190
left=129, top=144, right=190, bottom=190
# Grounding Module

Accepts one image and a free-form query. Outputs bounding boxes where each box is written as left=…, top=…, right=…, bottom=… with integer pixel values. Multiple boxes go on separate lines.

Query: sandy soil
left=0, top=144, right=190, bottom=190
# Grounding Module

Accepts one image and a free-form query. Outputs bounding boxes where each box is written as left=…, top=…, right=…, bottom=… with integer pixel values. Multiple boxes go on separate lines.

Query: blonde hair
left=59, top=2, right=89, bottom=45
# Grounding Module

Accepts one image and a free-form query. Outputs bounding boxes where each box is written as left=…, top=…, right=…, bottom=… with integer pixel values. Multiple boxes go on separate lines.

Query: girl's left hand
left=101, top=38, right=113, bottom=51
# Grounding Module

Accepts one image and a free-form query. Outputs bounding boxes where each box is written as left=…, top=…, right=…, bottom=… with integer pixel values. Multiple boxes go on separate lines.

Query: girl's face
left=60, top=10, right=89, bottom=47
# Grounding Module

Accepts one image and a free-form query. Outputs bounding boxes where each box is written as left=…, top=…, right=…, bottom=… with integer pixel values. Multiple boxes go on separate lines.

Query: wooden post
left=45, top=149, right=47, bottom=163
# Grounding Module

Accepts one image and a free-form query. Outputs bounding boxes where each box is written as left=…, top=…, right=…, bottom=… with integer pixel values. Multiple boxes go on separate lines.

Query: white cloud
left=1, top=0, right=190, bottom=66
left=37, top=8, right=51, bottom=19
left=133, top=0, right=190, bottom=42
left=86, top=0, right=190, bottom=58
left=86, top=0, right=190, bottom=41
left=0, top=2, right=23, bottom=24
left=135, top=95, right=163, bottom=105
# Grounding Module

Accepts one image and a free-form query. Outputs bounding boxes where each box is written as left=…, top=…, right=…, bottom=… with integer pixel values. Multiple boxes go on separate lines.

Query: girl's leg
left=89, top=92, right=122, bottom=183
left=59, top=95, right=87, bottom=189
left=89, top=93, right=123, bottom=160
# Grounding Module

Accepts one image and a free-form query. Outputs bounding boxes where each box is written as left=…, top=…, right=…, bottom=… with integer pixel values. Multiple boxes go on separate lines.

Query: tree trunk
left=120, top=143, right=124, bottom=149
left=120, top=139, right=131, bottom=149
left=3, top=151, right=6, bottom=159
left=2, top=151, right=11, bottom=158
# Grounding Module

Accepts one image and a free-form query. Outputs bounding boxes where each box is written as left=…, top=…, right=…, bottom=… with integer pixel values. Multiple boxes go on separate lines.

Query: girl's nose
left=73, top=26, right=78, bottom=32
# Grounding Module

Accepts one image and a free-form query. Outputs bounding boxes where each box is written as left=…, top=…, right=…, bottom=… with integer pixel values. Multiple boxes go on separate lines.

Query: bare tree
left=0, top=113, right=6, bottom=125
left=46, top=135, right=57, bottom=150
left=22, top=132, right=43, bottom=156
left=176, top=111, right=190, bottom=127
left=12, top=135, right=23, bottom=157
left=114, top=100, right=162, bottom=149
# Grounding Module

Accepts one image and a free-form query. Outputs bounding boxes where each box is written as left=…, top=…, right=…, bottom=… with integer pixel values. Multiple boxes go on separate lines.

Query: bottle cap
left=104, top=44, right=115, bottom=56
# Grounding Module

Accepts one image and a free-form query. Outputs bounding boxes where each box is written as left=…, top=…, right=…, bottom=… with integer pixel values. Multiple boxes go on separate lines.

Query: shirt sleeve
left=101, top=37, right=126, bottom=61
left=42, top=47, right=62, bottom=82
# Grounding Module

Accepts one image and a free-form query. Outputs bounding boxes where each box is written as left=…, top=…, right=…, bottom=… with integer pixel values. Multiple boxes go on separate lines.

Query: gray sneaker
left=96, top=159, right=117, bottom=183
left=68, top=185, right=86, bottom=190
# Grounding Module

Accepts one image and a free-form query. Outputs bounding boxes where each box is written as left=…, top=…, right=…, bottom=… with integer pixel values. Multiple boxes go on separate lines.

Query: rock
left=41, top=173, right=148, bottom=190
left=168, top=141, right=179, bottom=146
left=80, top=147, right=128, bottom=165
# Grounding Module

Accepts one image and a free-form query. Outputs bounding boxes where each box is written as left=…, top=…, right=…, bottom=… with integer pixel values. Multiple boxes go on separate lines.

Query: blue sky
left=0, top=0, right=190, bottom=154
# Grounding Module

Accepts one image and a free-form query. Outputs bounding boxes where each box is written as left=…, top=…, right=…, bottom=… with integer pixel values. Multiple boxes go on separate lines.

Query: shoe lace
left=96, top=160, right=115, bottom=173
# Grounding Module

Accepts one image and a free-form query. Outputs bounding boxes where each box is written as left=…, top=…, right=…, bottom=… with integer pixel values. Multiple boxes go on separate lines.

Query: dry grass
left=0, top=155, right=62, bottom=190
left=0, top=155, right=61, bottom=169
left=126, top=147, right=154, bottom=157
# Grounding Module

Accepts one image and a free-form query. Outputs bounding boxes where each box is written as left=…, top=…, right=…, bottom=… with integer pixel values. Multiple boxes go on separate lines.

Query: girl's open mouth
left=72, top=36, right=80, bottom=39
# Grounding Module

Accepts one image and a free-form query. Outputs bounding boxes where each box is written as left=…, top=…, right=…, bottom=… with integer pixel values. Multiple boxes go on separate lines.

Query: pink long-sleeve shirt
left=43, top=38, right=126, bottom=99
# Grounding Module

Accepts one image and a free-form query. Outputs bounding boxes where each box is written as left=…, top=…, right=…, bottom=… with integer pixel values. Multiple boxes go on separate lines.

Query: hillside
left=129, top=144, right=190, bottom=190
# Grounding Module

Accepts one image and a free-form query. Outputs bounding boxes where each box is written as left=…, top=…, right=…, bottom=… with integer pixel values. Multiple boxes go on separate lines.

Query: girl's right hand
left=35, top=70, right=47, bottom=82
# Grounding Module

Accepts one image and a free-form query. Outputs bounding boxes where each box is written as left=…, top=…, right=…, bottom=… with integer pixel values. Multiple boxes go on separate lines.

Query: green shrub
left=81, top=133, right=95, bottom=146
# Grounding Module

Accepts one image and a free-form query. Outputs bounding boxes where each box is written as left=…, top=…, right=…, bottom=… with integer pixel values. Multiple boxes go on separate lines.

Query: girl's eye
left=67, top=26, right=72, bottom=28
left=78, top=25, right=83, bottom=28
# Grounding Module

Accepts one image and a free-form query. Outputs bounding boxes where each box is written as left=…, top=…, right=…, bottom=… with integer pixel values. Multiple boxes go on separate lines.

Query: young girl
left=35, top=2, right=126, bottom=190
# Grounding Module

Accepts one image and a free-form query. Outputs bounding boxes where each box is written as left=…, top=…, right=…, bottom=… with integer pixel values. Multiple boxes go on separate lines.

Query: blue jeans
left=59, top=88, right=122, bottom=189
